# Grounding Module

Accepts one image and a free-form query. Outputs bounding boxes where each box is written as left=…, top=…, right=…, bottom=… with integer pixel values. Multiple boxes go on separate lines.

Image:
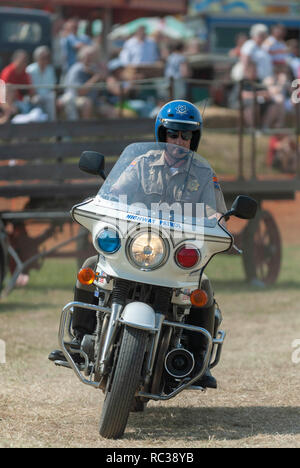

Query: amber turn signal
left=77, top=267, right=96, bottom=285
left=190, top=289, right=208, bottom=307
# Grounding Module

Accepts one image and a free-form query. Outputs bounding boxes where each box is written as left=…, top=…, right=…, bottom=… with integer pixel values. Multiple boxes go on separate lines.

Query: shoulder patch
left=213, top=175, right=221, bottom=189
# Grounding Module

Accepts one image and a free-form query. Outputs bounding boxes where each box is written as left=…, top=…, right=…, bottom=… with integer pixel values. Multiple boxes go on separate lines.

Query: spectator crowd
left=0, top=15, right=299, bottom=149
left=229, top=22, right=299, bottom=172
left=0, top=17, right=192, bottom=124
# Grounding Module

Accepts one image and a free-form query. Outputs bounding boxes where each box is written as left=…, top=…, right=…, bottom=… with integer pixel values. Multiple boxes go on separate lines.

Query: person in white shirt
left=262, top=24, right=289, bottom=67
left=286, top=39, right=300, bottom=79
left=240, top=23, right=273, bottom=82
left=165, top=41, right=189, bottom=99
left=119, top=26, right=160, bottom=66
left=26, top=46, right=57, bottom=120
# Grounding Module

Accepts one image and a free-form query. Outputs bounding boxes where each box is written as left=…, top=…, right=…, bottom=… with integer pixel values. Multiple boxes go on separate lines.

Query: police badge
left=187, top=177, right=200, bottom=192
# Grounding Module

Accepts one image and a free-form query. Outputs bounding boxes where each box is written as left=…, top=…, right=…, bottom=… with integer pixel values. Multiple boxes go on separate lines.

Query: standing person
left=286, top=39, right=300, bottom=79
left=119, top=26, right=160, bottom=66
left=52, top=15, right=65, bottom=83
left=165, top=41, right=189, bottom=99
left=49, top=100, right=226, bottom=389
left=241, top=61, right=286, bottom=130
left=229, top=32, right=248, bottom=59
left=26, top=46, right=57, bottom=120
left=262, top=24, right=289, bottom=68
left=240, top=23, right=273, bottom=81
left=60, top=17, right=92, bottom=75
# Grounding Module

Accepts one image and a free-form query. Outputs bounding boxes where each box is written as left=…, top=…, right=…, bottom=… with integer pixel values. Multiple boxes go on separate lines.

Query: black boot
left=48, top=334, right=83, bottom=364
left=186, top=300, right=217, bottom=389
left=48, top=286, right=96, bottom=364
left=192, top=352, right=217, bottom=389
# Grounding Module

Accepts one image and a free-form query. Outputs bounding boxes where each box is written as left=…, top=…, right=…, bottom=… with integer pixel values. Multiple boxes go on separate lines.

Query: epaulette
left=192, top=153, right=212, bottom=170
left=144, top=149, right=162, bottom=158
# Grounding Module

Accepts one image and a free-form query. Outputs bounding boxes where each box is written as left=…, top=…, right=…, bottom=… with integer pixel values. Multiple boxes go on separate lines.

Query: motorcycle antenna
left=201, top=98, right=208, bottom=124
left=181, top=99, right=208, bottom=199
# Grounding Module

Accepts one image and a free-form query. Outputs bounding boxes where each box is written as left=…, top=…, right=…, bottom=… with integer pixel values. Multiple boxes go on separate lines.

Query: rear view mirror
left=79, top=151, right=106, bottom=180
left=226, top=195, right=258, bottom=220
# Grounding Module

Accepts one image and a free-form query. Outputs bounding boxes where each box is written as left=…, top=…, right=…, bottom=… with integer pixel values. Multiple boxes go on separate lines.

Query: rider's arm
left=110, top=159, right=141, bottom=197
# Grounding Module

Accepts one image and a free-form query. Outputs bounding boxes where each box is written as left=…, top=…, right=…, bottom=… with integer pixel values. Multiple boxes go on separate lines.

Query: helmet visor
left=160, top=118, right=201, bottom=132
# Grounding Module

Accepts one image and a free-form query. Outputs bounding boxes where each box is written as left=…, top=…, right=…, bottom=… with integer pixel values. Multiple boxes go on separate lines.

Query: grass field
left=0, top=245, right=300, bottom=448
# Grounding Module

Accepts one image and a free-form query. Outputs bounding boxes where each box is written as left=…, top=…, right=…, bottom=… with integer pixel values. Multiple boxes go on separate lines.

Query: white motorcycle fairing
left=120, top=302, right=157, bottom=332
left=72, top=198, right=232, bottom=289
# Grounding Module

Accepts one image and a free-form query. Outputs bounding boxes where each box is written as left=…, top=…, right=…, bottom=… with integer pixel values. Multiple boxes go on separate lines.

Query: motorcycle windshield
left=97, top=142, right=226, bottom=227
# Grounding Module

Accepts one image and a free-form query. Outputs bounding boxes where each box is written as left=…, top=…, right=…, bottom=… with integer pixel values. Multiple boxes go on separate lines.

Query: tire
left=0, top=229, right=8, bottom=294
left=99, top=326, right=147, bottom=439
left=242, top=210, right=281, bottom=285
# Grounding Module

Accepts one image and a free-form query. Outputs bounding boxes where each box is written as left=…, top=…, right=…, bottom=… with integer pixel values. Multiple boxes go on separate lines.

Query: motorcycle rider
left=49, top=100, right=226, bottom=389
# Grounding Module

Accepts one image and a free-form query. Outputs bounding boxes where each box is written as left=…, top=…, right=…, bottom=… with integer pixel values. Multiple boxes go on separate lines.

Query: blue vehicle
left=192, top=12, right=300, bottom=55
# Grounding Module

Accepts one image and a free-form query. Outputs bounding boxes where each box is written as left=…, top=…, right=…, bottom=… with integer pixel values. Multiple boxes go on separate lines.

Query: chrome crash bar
left=58, top=301, right=225, bottom=396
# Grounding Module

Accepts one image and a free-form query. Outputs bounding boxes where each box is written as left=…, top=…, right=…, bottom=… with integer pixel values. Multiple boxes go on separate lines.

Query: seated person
left=267, top=134, right=296, bottom=173
left=105, top=59, right=153, bottom=117
left=57, top=45, right=106, bottom=120
left=26, top=46, right=57, bottom=121
left=242, top=61, right=285, bottom=129
left=0, top=50, right=35, bottom=123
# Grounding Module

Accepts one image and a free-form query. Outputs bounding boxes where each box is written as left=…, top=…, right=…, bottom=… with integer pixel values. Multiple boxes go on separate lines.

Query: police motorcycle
left=55, top=142, right=257, bottom=439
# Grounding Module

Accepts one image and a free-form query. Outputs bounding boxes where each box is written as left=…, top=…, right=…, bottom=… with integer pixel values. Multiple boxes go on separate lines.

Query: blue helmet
left=155, top=100, right=203, bottom=151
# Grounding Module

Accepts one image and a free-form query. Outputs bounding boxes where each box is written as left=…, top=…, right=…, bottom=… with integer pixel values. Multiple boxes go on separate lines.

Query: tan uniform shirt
left=111, top=150, right=227, bottom=216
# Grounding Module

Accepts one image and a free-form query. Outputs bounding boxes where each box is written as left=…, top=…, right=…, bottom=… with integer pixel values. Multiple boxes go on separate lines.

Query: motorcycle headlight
left=127, top=231, right=168, bottom=270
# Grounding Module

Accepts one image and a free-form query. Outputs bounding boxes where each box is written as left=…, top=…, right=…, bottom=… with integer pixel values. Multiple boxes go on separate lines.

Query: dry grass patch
left=0, top=252, right=300, bottom=448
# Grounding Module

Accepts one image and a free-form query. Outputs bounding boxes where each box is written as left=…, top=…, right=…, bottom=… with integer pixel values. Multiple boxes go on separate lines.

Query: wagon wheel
left=0, top=247, right=6, bottom=293
left=242, top=209, right=281, bottom=285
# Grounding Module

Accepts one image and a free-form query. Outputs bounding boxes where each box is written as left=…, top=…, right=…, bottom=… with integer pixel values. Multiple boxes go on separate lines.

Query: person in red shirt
left=0, top=51, right=35, bottom=284
left=0, top=50, right=34, bottom=120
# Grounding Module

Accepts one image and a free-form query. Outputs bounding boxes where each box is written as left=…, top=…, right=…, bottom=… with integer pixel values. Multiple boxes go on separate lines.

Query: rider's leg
left=72, top=255, right=98, bottom=341
left=186, top=275, right=217, bottom=389
left=48, top=255, right=98, bottom=362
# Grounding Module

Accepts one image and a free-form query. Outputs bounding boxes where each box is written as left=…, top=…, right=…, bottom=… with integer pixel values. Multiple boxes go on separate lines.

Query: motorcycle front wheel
left=99, top=326, right=147, bottom=439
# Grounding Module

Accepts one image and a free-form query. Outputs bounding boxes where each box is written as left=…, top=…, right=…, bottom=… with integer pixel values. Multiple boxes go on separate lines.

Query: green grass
left=1, top=245, right=298, bottom=309
left=68, top=130, right=275, bottom=179
left=200, top=132, right=272, bottom=177
left=206, top=245, right=300, bottom=293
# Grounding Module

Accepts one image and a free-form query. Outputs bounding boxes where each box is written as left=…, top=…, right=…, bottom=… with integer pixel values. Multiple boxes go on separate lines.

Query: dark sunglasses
left=166, top=129, right=193, bottom=141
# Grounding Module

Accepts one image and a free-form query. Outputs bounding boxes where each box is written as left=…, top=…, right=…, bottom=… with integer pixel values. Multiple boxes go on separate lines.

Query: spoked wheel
left=0, top=251, right=6, bottom=294
left=99, top=326, right=148, bottom=439
left=242, top=209, right=281, bottom=285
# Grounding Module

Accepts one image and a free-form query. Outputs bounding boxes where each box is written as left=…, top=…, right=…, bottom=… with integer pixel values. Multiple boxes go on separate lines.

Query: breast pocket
left=143, top=169, right=164, bottom=196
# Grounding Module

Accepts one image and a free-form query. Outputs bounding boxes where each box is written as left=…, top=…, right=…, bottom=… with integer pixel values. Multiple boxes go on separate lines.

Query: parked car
left=0, top=7, right=52, bottom=70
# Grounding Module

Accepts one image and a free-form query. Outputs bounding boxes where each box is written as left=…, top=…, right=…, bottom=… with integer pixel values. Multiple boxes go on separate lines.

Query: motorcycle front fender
left=120, top=302, right=158, bottom=332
